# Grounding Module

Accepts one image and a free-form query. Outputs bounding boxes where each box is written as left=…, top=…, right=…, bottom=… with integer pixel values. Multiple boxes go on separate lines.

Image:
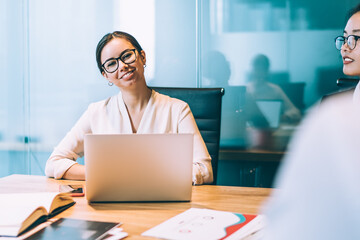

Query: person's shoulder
left=87, top=94, right=118, bottom=110
left=321, top=87, right=355, bottom=103
left=307, top=92, right=357, bottom=128
left=152, top=90, right=188, bottom=108
left=319, top=91, right=354, bottom=112
left=267, top=82, right=284, bottom=92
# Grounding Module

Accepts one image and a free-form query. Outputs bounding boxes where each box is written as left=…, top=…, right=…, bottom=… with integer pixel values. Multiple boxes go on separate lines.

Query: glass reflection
left=247, top=54, right=301, bottom=124
left=245, top=54, right=302, bottom=150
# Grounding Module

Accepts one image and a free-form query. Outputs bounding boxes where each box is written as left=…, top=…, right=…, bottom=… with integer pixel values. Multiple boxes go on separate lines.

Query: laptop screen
left=255, top=100, right=283, bottom=129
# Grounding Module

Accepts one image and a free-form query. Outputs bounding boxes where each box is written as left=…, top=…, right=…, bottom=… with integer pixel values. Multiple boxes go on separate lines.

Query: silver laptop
left=84, top=133, right=193, bottom=203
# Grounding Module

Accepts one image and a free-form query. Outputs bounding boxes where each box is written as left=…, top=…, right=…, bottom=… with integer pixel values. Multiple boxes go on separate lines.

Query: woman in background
left=335, top=4, right=360, bottom=102
left=45, top=31, right=213, bottom=185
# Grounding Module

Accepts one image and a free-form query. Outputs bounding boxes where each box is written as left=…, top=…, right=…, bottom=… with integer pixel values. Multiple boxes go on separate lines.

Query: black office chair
left=336, top=77, right=359, bottom=87
left=322, top=78, right=359, bottom=102
left=151, top=87, right=224, bottom=185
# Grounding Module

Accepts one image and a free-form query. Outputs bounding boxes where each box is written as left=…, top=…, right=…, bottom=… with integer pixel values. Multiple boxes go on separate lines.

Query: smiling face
left=341, top=12, right=360, bottom=76
left=101, top=37, right=146, bottom=89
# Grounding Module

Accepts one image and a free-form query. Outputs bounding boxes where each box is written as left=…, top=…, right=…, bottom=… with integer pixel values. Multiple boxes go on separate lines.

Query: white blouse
left=353, top=82, right=360, bottom=103
left=262, top=93, right=360, bottom=239
left=45, top=90, right=213, bottom=184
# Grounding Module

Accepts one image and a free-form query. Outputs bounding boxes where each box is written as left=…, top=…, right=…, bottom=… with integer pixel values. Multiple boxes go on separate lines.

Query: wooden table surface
left=0, top=174, right=272, bottom=239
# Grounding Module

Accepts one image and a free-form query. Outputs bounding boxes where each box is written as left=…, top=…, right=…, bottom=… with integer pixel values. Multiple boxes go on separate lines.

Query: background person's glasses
left=102, top=49, right=137, bottom=73
left=335, top=35, right=360, bottom=50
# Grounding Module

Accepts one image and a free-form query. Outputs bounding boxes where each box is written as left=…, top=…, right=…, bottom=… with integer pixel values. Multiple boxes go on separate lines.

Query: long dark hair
left=347, top=4, right=360, bottom=22
left=95, top=31, right=143, bottom=74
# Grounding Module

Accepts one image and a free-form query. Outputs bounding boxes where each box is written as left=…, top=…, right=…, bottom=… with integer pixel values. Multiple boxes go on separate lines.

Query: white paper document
left=142, top=208, right=265, bottom=240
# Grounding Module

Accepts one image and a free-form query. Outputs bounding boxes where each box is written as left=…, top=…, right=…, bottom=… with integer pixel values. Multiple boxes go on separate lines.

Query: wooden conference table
left=0, top=174, right=272, bottom=239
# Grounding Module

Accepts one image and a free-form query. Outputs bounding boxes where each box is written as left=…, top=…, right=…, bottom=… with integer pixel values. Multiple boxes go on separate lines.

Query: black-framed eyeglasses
left=102, top=49, right=137, bottom=73
left=335, top=35, right=360, bottom=50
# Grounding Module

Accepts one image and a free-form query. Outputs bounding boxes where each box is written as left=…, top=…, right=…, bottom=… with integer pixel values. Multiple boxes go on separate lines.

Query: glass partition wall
left=1, top=1, right=28, bottom=177
left=1, top=0, right=358, bottom=179
left=200, top=0, right=356, bottom=150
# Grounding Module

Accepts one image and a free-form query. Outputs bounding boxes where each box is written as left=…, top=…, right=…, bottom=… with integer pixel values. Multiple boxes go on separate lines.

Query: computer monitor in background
left=255, top=100, right=283, bottom=129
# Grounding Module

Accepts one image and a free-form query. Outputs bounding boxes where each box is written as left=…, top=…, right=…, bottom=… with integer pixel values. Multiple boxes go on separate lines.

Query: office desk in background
left=0, top=174, right=272, bottom=240
left=218, top=148, right=284, bottom=188
left=218, top=124, right=295, bottom=188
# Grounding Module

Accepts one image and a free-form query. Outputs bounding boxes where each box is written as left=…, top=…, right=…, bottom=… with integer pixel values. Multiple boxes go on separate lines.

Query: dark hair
left=347, top=4, right=360, bottom=21
left=95, top=31, right=143, bottom=74
left=252, top=54, right=270, bottom=71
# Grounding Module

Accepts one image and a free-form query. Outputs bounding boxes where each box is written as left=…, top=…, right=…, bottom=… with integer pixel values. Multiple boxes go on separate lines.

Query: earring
left=108, top=82, right=114, bottom=86
left=143, top=64, right=147, bottom=68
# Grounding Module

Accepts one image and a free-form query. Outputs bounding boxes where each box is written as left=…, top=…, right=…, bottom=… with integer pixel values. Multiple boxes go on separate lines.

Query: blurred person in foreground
left=261, top=93, right=360, bottom=239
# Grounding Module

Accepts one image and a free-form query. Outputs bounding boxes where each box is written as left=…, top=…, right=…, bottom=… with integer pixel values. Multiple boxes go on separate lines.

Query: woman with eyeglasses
left=335, top=4, right=360, bottom=101
left=45, top=31, right=213, bottom=185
